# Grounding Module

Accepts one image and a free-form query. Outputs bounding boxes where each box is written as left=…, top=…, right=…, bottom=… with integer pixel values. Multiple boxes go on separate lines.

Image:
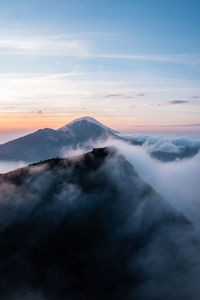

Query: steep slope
left=0, top=128, right=60, bottom=162
left=0, top=117, right=118, bottom=162
left=0, top=147, right=198, bottom=300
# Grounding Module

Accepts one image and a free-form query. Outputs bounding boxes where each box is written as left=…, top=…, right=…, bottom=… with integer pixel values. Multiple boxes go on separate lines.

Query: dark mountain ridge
left=0, top=147, right=198, bottom=300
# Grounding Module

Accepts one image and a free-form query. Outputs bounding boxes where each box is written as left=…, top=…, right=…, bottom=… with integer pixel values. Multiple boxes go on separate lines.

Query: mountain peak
left=0, top=117, right=119, bottom=163
left=58, top=116, right=119, bottom=134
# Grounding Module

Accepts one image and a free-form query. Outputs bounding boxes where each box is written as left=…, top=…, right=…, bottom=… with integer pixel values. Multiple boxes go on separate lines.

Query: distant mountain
left=58, top=116, right=119, bottom=134
left=0, top=116, right=118, bottom=162
left=0, top=147, right=196, bottom=300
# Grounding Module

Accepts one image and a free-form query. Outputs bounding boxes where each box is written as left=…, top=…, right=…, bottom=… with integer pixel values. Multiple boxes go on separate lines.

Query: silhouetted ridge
left=0, top=147, right=197, bottom=300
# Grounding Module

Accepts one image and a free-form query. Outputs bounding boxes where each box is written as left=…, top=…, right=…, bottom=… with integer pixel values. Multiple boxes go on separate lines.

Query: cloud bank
left=120, top=134, right=200, bottom=161
left=98, top=139, right=200, bottom=230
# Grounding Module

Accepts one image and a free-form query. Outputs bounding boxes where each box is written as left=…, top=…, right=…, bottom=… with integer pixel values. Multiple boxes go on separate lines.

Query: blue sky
left=0, top=0, right=200, bottom=142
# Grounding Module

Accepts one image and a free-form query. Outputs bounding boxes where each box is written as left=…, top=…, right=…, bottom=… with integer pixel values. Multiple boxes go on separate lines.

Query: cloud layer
left=98, top=139, right=200, bottom=230
left=121, top=134, right=200, bottom=160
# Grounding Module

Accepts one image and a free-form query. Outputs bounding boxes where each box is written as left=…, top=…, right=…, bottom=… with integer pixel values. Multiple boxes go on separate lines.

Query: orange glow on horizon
left=0, top=112, right=75, bottom=131
left=0, top=112, right=199, bottom=134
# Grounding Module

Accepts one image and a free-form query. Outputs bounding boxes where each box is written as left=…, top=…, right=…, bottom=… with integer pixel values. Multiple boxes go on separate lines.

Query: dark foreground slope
left=0, top=148, right=199, bottom=300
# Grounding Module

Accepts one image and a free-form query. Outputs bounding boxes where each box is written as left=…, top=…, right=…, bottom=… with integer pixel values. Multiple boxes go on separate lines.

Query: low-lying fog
left=1, top=134, right=200, bottom=230
left=100, top=138, right=200, bottom=231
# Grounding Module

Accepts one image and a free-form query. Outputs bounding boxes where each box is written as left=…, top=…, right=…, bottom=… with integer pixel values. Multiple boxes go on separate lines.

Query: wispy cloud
left=160, top=123, right=200, bottom=127
left=0, top=72, right=199, bottom=132
left=105, top=94, right=122, bottom=98
left=105, top=94, right=133, bottom=99
left=148, top=103, right=162, bottom=107
left=0, top=36, right=89, bottom=56
left=169, top=100, right=189, bottom=104
left=30, top=110, right=43, bottom=114
left=121, top=123, right=200, bottom=128
left=191, top=95, right=200, bottom=99
left=0, top=35, right=199, bottom=65
left=90, top=53, right=200, bottom=64
left=0, top=106, right=15, bottom=109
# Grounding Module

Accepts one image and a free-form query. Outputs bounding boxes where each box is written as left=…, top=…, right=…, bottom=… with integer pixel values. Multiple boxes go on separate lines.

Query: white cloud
left=0, top=34, right=199, bottom=65
left=0, top=36, right=89, bottom=56
left=0, top=72, right=199, bottom=104
left=94, top=138, right=200, bottom=230
left=0, top=72, right=199, bottom=128
left=89, top=53, right=200, bottom=64
left=143, top=135, right=200, bottom=153
left=120, top=134, right=200, bottom=153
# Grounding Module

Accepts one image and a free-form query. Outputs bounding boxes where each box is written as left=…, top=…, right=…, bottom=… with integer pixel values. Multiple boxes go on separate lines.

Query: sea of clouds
left=99, top=138, right=200, bottom=231
left=1, top=134, right=200, bottom=231
left=121, top=133, right=200, bottom=155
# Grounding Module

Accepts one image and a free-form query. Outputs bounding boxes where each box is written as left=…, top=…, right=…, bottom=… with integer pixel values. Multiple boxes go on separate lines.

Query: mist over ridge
left=0, top=117, right=199, bottom=300
left=0, top=147, right=200, bottom=299
left=0, top=0, right=199, bottom=298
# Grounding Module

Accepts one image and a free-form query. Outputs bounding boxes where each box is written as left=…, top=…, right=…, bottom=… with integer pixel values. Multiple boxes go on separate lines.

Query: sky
left=0, top=0, right=200, bottom=143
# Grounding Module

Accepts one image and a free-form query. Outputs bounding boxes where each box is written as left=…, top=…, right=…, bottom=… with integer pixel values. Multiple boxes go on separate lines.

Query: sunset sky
left=0, top=0, right=200, bottom=143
